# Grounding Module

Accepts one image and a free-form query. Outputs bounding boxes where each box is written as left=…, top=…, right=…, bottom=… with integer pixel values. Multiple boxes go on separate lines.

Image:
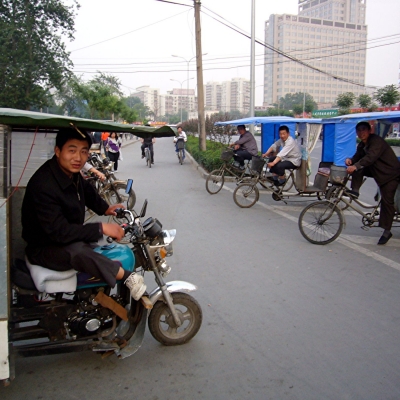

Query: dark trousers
left=141, top=143, right=154, bottom=162
left=268, top=156, right=297, bottom=177
left=233, top=149, right=253, bottom=166
left=26, top=242, right=120, bottom=287
left=108, top=151, right=119, bottom=171
left=351, top=168, right=399, bottom=230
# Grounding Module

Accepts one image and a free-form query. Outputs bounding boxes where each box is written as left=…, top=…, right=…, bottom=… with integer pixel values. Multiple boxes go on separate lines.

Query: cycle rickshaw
left=214, top=116, right=335, bottom=207
left=297, top=110, right=400, bottom=245
left=0, top=108, right=176, bottom=383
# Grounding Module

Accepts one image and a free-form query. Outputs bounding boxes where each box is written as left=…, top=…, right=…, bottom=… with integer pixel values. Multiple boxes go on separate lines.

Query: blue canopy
left=322, top=110, right=400, bottom=125
left=214, top=116, right=322, bottom=153
left=214, top=116, right=322, bottom=126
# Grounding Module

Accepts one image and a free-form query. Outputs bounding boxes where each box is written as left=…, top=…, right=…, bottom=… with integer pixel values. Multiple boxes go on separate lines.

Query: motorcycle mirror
left=126, top=179, right=133, bottom=194
left=139, top=199, right=148, bottom=218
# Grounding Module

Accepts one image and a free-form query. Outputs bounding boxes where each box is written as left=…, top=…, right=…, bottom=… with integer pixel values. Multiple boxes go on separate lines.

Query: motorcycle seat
left=25, top=257, right=77, bottom=293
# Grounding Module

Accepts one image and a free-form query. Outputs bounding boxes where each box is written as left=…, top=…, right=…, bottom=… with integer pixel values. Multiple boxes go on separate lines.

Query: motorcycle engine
left=67, top=289, right=123, bottom=337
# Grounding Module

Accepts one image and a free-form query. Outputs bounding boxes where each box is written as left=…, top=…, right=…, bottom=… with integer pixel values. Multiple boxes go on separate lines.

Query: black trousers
left=233, top=149, right=253, bottom=166
left=351, top=168, right=399, bottom=230
left=141, top=143, right=154, bottom=162
left=268, top=156, right=297, bottom=177
left=108, top=151, right=119, bottom=171
left=26, top=242, right=120, bottom=287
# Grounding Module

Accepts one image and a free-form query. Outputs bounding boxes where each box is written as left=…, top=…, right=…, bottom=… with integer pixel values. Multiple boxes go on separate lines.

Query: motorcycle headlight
left=158, top=259, right=171, bottom=276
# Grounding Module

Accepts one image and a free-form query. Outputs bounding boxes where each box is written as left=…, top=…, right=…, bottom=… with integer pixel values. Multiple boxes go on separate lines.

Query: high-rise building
left=205, top=78, right=250, bottom=113
left=264, top=0, right=367, bottom=109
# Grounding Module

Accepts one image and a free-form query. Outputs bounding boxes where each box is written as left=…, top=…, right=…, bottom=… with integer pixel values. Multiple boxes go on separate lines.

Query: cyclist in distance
left=141, top=136, right=156, bottom=164
left=174, top=126, right=187, bottom=160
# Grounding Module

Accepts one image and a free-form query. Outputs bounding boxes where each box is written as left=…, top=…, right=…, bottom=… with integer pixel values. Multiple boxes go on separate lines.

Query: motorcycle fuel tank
left=93, top=243, right=135, bottom=272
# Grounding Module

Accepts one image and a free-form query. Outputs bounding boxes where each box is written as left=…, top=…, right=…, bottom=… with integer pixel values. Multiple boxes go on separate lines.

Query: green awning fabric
left=0, top=108, right=176, bottom=138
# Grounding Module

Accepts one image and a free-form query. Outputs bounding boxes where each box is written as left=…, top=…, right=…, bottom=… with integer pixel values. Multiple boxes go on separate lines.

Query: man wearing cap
left=345, top=121, right=400, bottom=245
left=21, top=127, right=146, bottom=300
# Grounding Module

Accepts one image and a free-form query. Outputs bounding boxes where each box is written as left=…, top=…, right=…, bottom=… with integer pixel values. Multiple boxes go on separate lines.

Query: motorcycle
left=9, top=180, right=202, bottom=361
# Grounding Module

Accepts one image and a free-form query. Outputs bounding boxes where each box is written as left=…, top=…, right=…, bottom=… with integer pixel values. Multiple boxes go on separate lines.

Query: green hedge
left=186, top=136, right=229, bottom=171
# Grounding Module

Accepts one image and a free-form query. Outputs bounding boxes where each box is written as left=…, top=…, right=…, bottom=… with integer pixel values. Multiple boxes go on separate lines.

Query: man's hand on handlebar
left=105, top=203, right=125, bottom=216
left=102, top=223, right=124, bottom=241
left=345, top=158, right=353, bottom=166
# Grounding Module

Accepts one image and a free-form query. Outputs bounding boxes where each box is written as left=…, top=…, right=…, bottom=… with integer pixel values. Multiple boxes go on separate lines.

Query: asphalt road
left=2, top=137, right=400, bottom=399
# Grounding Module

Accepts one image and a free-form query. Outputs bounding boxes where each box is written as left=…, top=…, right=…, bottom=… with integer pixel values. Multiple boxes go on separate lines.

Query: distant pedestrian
left=106, top=133, right=121, bottom=172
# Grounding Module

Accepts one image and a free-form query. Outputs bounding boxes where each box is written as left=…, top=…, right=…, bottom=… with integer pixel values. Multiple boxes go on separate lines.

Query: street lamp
left=170, top=78, right=194, bottom=123
left=172, top=54, right=207, bottom=118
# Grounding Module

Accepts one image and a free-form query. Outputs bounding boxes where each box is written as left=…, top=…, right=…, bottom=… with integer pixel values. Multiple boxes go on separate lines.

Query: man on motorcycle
left=21, top=127, right=147, bottom=300
left=141, top=136, right=155, bottom=164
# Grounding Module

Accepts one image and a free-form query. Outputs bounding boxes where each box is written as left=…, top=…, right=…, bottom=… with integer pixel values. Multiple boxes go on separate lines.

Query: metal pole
left=180, top=81, right=183, bottom=123
left=194, top=0, right=206, bottom=151
left=249, top=0, right=255, bottom=132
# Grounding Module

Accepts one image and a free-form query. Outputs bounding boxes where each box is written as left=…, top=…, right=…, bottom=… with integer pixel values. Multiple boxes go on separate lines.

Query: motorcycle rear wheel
left=148, top=292, right=202, bottom=346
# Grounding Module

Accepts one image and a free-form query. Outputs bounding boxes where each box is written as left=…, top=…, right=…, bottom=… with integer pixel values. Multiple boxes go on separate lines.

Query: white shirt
left=174, top=130, right=187, bottom=142
left=272, top=136, right=301, bottom=167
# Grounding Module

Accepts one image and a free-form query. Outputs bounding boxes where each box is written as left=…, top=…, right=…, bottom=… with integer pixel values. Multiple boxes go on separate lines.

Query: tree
left=336, top=92, right=356, bottom=109
left=374, top=84, right=400, bottom=108
left=278, top=92, right=317, bottom=114
left=357, top=94, right=372, bottom=109
left=0, top=0, right=79, bottom=110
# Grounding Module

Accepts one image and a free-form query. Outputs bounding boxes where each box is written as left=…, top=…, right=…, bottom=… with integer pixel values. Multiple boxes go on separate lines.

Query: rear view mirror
left=140, top=200, right=148, bottom=218
left=126, top=179, right=133, bottom=194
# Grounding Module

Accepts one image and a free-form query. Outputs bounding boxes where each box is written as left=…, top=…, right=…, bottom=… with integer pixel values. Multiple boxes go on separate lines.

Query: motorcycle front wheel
left=148, top=292, right=202, bottom=346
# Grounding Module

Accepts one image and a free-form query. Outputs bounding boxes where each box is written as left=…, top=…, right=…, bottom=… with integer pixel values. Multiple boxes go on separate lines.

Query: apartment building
left=205, top=78, right=250, bottom=113
left=264, top=0, right=367, bottom=108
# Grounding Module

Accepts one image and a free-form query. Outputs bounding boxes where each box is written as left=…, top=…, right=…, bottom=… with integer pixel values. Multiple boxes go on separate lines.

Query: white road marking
left=224, top=185, right=400, bottom=272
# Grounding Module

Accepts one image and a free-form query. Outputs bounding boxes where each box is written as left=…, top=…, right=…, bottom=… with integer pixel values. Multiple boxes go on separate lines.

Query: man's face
left=238, top=127, right=246, bottom=135
left=356, top=125, right=371, bottom=143
left=279, top=129, right=290, bottom=141
left=55, top=139, right=89, bottom=177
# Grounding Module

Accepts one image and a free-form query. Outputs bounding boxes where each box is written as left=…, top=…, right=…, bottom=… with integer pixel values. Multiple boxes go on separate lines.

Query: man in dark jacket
left=346, top=121, right=400, bottom=245
left=21, top=127, right=146, bottom=300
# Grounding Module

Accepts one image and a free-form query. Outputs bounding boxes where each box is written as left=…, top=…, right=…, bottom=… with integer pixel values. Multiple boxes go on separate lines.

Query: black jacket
left=351, top=134, right=400, bottom=186
left=22, top=156, right=109, bottom=248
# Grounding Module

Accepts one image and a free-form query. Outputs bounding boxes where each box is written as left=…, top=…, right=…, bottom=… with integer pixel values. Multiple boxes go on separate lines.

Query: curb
left=185, top=151, right=238, bottom=182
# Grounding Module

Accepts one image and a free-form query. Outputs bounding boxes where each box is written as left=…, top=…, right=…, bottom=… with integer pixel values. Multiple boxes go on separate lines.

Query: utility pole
left=249, top=0, right=255, bottom=132
left=194, top=0, right=206, bottom=151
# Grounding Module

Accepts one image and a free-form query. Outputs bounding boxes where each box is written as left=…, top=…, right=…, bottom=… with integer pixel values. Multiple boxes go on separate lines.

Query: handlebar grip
left=106, top=236, right=113, bottom=243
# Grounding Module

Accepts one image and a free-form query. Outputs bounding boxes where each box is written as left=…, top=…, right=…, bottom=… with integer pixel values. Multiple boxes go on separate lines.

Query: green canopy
left=0, top=108, right=176, bottom=138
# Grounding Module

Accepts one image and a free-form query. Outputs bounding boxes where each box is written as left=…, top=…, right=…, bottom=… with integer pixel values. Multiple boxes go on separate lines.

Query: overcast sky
left=66, top=0, right=400, bottom=105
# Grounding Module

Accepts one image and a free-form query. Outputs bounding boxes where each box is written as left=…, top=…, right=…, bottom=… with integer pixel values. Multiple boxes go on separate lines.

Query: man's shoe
left=151, top=162, right=154, bottom=164
left=232, top=161, right=241, bottom=169
left=345, top=189, right=359, bottom=199
left=275, top=179, right=286, bottom=187
left=378, top=232, right=392, bottom=245
left=141, top=155, right=144, bottom=159
left=124, top=273, right=146, bottom=300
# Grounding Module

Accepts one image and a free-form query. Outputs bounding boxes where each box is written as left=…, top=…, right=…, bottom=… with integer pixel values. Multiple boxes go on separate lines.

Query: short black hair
left=356, top=121, right=371, bottom=131
left=237, top=125, right=246, bottom=130
left=55, top=127, right=92, bottom=150
left=279, top=125, right=289, bottom=133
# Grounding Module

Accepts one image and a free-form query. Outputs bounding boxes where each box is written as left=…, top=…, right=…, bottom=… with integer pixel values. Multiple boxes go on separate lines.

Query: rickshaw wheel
left=298, top=200, right=344, bottom=245
left=233, top=183, right=259, bottom=208
left=325, top=186, right=350, bottom=210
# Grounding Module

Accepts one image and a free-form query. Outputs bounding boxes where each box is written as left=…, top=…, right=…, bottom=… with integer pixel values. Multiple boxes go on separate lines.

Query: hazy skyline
left=67, top=0, right=400, bottom=105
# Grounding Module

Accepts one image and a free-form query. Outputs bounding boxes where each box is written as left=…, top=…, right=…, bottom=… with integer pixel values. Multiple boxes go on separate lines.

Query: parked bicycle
left=205, top=148, right=253, bottom=194
left=298, top=167, right=400, bottom=245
